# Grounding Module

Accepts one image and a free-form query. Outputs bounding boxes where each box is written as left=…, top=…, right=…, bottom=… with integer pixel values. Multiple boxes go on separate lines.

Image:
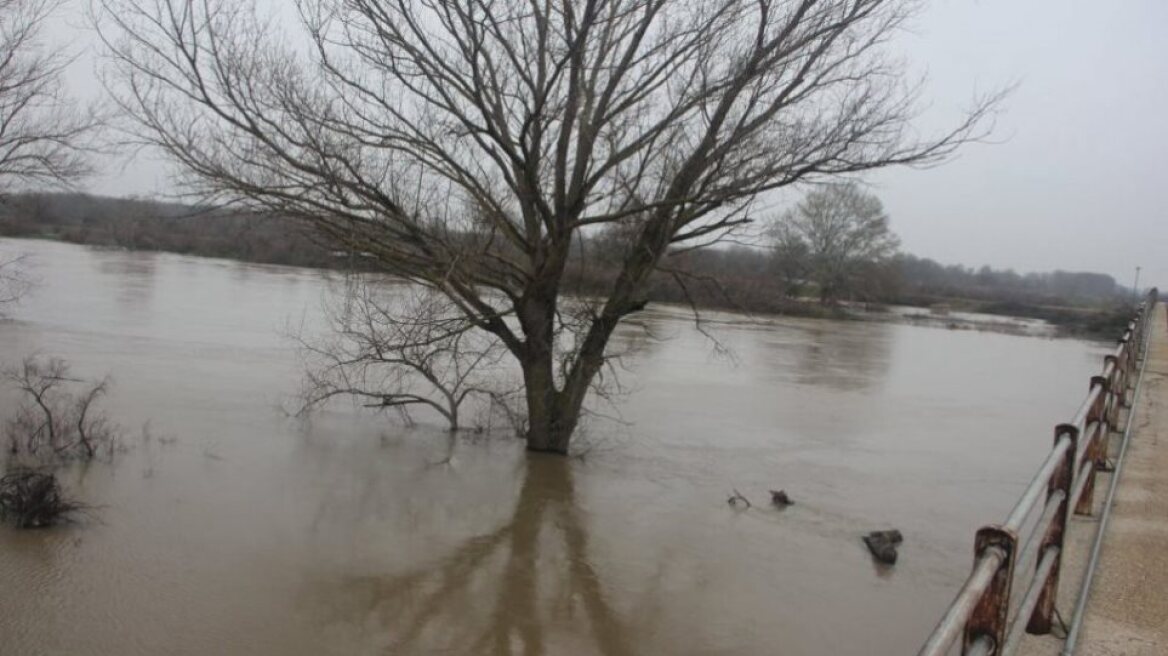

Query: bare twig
left=293, top=277, right=506, bottom=432
left=728, top=488, right=752, bottom=509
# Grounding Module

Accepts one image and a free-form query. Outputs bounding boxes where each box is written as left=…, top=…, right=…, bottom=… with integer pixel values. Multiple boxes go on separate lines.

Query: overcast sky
left=50, top=0, right=1168, bottom=288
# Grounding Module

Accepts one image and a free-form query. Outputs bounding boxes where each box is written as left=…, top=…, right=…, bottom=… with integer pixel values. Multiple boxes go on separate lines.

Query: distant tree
left=97, top=0, right=1002, bottom=454
left=769, top=183, right=900, bottom=304
left=1045, top=271, right=1118, bottom=300
left=975, top=265, right=994, bottom=286
left=769, top=228, right=811, bottom=298
left=0, top=0, right=97, bottom=189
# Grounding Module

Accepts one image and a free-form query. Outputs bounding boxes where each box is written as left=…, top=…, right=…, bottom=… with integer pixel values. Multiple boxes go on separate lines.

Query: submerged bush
left=3, top=356, right=120, bottom=462
left=0, top=469, right=81, bottom=528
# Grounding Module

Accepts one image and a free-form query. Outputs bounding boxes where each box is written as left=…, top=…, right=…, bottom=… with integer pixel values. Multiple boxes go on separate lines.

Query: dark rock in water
left=868, top=529, right=903, bottom=544
left=769, top=489, right=793, bottom=506
left=863, top=530, right=903, bottom=565
left=863, top=536, right=897, bottom=564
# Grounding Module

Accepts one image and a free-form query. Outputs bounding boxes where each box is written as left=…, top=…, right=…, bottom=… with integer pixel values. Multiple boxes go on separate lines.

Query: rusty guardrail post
left=1139, top=301, right=1152, bottom=357
left=964, top=525, right=1018, bottom=654
left=1075, top=376, right=1109, bottom=513
left=917, top=294, right=1158, bottom=656
left=1118, top=334, right=1133, bottom=408
left=1126, top=320, right=1137, bottom=362
left=1028, top=423, right=1079, bottom=634
left=1103, top=355, right=1121, bottom=429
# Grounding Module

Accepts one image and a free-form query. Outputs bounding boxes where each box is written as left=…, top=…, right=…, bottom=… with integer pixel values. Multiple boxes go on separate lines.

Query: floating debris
left=770, top=489, right=793, bottom=506
left=863, top=529, right=903, bottom=565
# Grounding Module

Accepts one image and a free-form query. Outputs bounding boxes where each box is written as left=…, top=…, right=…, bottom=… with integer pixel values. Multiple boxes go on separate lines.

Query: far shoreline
left=2, top=234, right=1129, bottom=343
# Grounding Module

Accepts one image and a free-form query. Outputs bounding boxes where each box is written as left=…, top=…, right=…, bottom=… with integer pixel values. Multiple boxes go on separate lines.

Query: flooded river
left=0, top=238, right=1109, bottom=655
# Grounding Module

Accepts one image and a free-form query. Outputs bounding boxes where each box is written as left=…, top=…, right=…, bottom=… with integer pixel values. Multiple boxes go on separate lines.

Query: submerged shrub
left=0, top=469, right=82, bottom=528
left=3, top=356, right=120, bottom=463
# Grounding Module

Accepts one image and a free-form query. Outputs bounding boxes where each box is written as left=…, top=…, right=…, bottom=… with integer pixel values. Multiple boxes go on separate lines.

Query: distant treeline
left=0, top=192, right=338, bottom=269
left=894, top=254, right=1123, bottom=307
left=0, top=192, right=1133, bottom=334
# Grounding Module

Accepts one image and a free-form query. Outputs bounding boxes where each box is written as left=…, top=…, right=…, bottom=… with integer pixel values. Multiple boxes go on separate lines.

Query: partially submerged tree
left=296, top=280, right=505, bottom=432
left=0, top=0, right=97, bottom=189
left=97, top=0, right=1003, bottom=453
left=3, top=355, right=119, bottom=462
left=769, top=182, right=899, bottom=304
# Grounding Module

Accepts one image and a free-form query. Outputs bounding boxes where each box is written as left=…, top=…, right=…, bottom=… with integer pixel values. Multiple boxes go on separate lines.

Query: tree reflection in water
left=303, top=453, right=645, bottom=655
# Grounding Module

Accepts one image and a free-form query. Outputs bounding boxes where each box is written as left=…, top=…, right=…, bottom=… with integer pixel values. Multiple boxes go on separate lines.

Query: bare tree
left=769, top=229, right=812, bottom=299
left=769, top=182, right=899, bottom=304
left=3, top=355, right=118, bottom=462
left=0, top=0, right=97, bottom=188
left=96, top=0, right=1004, bottom=453
left=296, top=279, right=505, bottom=432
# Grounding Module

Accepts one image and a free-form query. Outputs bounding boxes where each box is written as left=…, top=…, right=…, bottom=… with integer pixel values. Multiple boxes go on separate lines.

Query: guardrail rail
left=917, top=289, right=1160, bottom=656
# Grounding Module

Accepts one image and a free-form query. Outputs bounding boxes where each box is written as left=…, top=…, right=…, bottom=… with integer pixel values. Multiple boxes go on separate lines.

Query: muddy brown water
left=0, top=238, right=1109, bottom=655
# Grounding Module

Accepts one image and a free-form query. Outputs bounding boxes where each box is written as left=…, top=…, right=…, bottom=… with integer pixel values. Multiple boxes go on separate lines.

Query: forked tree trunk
left=519, top=313, right=618, bottom=455
left=516, top=280, right=617, bottom=454
left=520, top=328, right=583, bottom=454
left=522, top=371, right=593, bottom=455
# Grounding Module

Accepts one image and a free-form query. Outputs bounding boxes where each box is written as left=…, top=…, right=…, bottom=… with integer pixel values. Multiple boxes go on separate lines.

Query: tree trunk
left=517, top=286, right=575, bottom=454
left=521, top=349, right=578, bottom=455
left=521, top=313, right=620, bottom=455
left=516, top=253, right=635, bottom=455
left=442, top=390, right=463, bottom=433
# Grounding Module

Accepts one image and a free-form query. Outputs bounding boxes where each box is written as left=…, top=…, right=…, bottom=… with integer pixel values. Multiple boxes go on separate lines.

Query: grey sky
left=50, top=0, right=1168, bottom=288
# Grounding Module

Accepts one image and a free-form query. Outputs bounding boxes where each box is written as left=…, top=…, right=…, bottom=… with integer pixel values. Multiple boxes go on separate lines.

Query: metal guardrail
left=918, top=289, right=1159, bottom=656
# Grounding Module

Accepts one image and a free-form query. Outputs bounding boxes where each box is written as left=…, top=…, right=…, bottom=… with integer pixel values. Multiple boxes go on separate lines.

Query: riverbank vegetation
left=0, top=191, right=1133, bottom=338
